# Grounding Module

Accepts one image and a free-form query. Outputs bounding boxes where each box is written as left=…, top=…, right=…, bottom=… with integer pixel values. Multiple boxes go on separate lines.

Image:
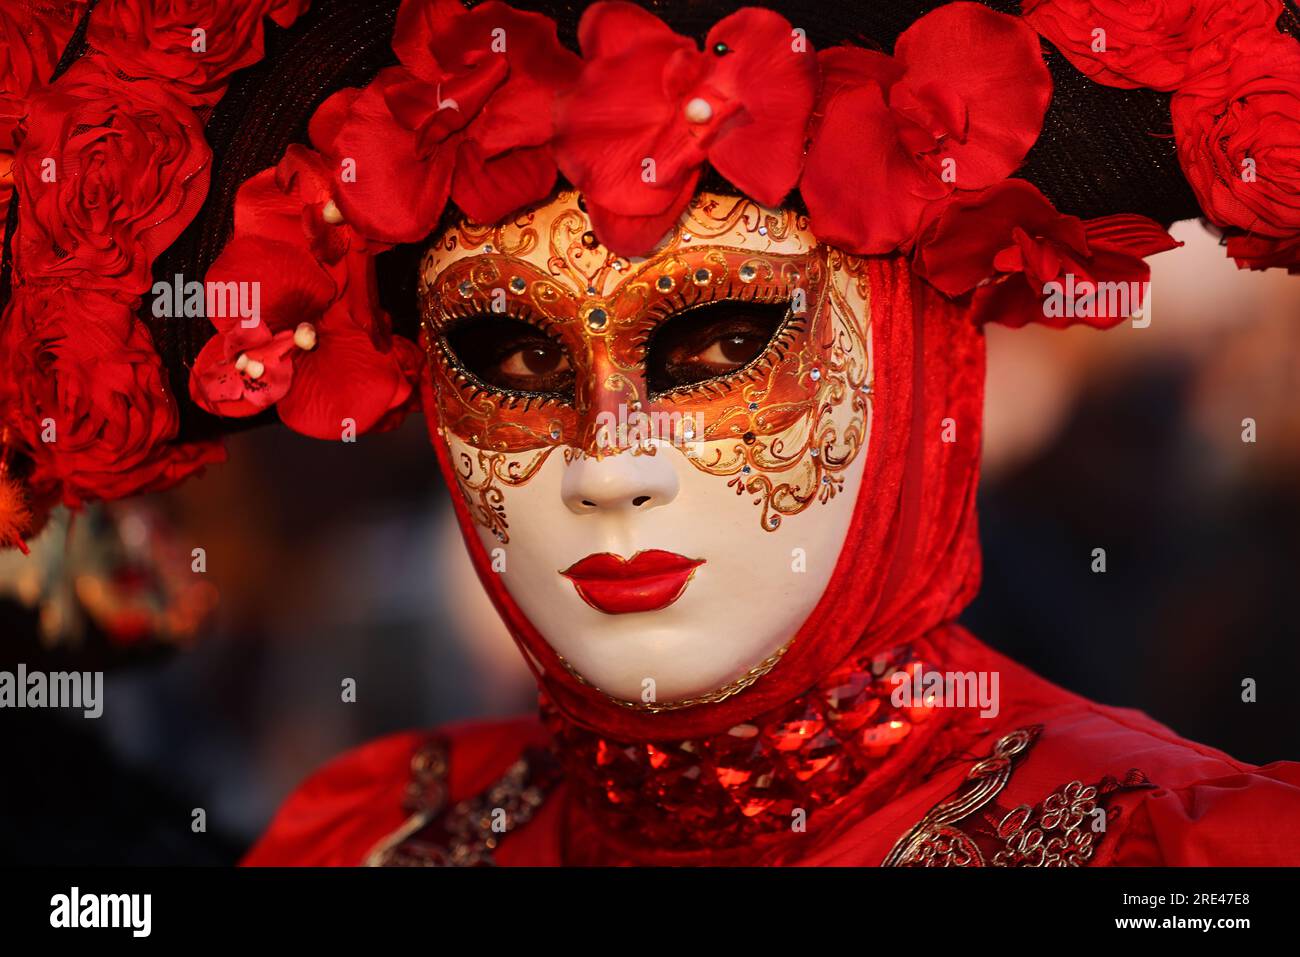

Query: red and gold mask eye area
left=443, top=315, right=576, bottom=397
left=645, top=299, right=790, bottom=397
left=438, top=298, right=794, bottom=402
left=424, top=245, right=828, bottom=456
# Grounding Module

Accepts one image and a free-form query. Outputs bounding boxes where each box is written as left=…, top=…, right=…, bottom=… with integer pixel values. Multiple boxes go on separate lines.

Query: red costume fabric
left=246, top=259, right=1300, bottom=866
left=245, top=627, right=1300, bottom=866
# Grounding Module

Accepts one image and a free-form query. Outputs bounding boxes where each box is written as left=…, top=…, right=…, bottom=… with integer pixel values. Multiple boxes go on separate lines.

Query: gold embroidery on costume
left=883, top=726, right=1039, bottom=867
left=364, top=738, right=559, bottom=867
left=882, top=726, right=1154, bottom=867
left=993, top=779, right=1101, bottom=867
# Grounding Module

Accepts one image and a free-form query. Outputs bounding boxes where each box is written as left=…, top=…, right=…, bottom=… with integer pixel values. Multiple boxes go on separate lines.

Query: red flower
left=1172, top=30, right=1300, bottom=247
left=309, top=0, right=578, bottom=244
left=0, top=150, right=13, bottom=247
left=912, top=178, right=1180, bottom=328
left=1022, top=0, right=1282, bottom=92
left=552, top=2, right=817, bottom=256
left=191, top=306, right=421, bottom=440
left=13, top=72, right=210, bottom=293
left=189, top=146, right=419, bottom=439
left=214, top=143, right=384, bottom=295
left=802, top=3, right=1051, bottom=256
left=0, top=2, right=66, bottom=136
left=369, top=338, right=426, bottom=433
left=1225, top=232, right=1300, bottom=273
left=1, top=0, right=88, bottom=244
left=85, top=0, right=312, bottom=106
left=0, top=289, right=223, bottom=506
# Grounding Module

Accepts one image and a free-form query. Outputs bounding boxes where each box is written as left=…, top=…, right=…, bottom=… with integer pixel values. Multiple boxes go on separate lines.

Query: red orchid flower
left=801, top=2, right=1052, bottom=256
left=189, top=146, right=419, bottom=439
left=552, top=1, right=817, bottom=256
left=228, top=144, right=383, bottom=267
left=912, top=178, right=1182, bottom=328
left=309, top=0, right=579, bottom=244
left=191, top=301, right=422, bottom=440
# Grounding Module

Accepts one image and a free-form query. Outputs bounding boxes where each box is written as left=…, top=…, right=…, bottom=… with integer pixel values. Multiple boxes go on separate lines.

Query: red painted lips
left=560, top=550, right=705, bottom=615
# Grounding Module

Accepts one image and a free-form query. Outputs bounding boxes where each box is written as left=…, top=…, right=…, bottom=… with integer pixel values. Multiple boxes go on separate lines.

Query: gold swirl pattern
left=884, top=727, right=1154, bottom=867
left=419, top=191, right=871, bottom=535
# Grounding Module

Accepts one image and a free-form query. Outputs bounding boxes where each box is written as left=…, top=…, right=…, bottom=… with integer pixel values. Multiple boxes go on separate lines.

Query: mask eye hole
left=442, top=315, right=576, bottom=398
left=645, top=300, right=790, bottom=396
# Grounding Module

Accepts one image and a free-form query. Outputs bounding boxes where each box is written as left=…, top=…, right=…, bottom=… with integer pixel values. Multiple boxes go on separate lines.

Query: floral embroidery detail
left=993, top=780, right=1100, bottom=867
left=1041, top=780, right=1096, bottom=831
left=884, top=727, right=1153, bottom=867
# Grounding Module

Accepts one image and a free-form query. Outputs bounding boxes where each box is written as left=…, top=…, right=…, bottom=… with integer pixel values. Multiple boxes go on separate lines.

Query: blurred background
left=2, top=220, right=1298, bottom=864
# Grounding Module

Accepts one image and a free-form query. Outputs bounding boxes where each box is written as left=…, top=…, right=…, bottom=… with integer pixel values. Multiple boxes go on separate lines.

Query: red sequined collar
left=543, top=641, right=963, bottom=857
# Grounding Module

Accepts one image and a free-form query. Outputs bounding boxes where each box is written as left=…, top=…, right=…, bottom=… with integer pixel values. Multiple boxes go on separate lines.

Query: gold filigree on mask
left=419, top=192, right=872, bottom=536
left=452, top=446, right=556, bottom=546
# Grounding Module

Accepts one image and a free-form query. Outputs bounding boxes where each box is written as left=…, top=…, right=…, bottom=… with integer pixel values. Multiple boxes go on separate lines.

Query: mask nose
left=561, top=446, right=681, bottom=516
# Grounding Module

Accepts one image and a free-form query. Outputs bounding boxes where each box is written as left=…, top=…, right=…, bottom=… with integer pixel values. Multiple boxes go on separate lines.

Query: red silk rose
left=190, top=146, right=419, bottom=439
left=802, top=2, right=1052, bottom=256
left=1, top=0, right=87, bottom=244
left=0, top=289, right=223, bottom=506
left=0, top=149, right=13, bottom=249
left=309, top=0, right=578, bottom=244
left=1226, top=233, right=1300, bottom=273
left=552, top=1, right=817, bottom=256
left=0, top=2, right=65, bottom=137
left=913, top=178, right=1180, bottom=328
left=13, top=74, right=210, bottom=294
left=85, top=0, right=311, bottom=107
left=1172, top=30, right=1300, bottom=254
left=1022, top=0, right=1282, bottom=92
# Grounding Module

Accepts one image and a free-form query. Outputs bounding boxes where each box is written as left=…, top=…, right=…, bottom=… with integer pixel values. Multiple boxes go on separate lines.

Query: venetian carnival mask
left=420, top=191, right=873, bottom=705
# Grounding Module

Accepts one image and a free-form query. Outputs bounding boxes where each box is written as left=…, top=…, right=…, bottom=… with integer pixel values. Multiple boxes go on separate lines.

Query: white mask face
left=421, top=192, right=873, bottom=705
